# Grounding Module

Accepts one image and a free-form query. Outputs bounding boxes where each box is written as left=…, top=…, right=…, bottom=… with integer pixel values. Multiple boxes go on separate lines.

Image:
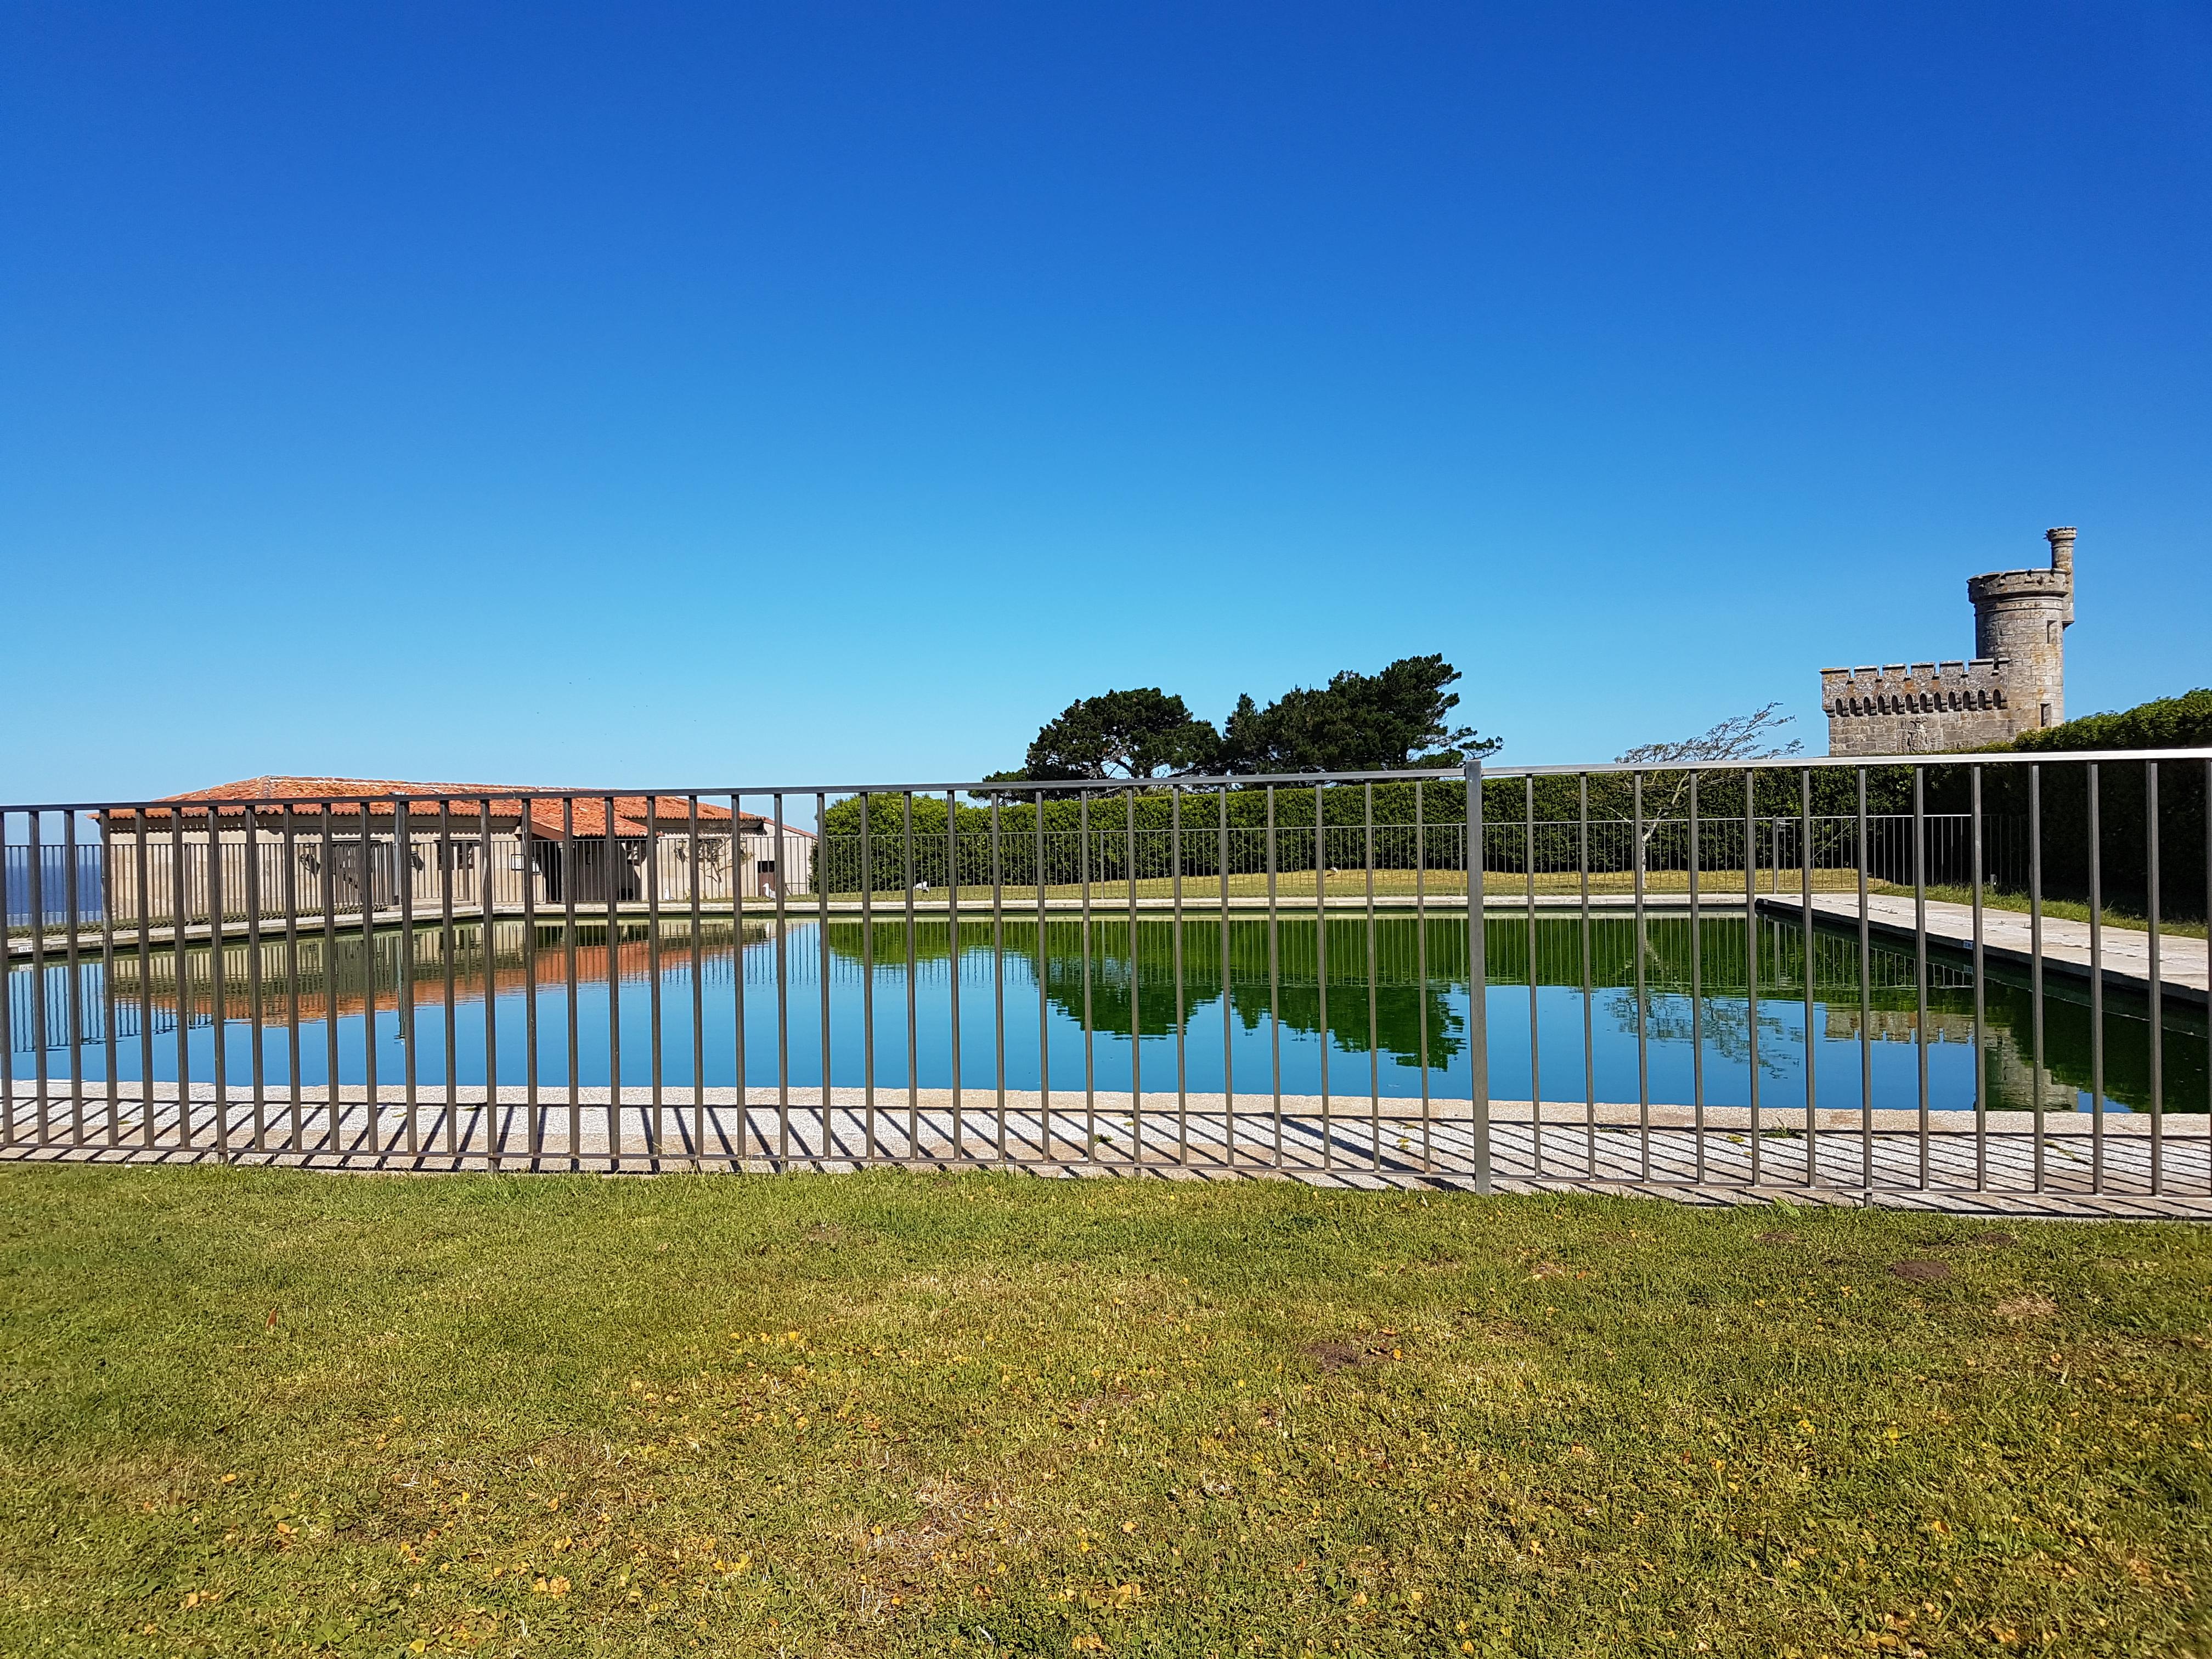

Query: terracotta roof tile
left=103, top=777, right=755, bottom=836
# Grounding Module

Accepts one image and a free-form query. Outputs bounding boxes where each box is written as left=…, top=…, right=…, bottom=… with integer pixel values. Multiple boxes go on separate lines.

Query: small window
left=2040, top=702, right=2053, bottom=727
left=757, top=860, right=777, bottom=875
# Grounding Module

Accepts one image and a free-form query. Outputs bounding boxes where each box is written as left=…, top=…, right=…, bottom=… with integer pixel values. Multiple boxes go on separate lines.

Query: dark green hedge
left=1938, top=689, right=2212, bottom=918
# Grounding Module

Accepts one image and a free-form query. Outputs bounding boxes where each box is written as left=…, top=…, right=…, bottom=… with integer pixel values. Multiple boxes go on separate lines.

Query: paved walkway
left=7, top=1086, right=2205, bottom=1220
left=1757, top=894, right=2210, bottom=1006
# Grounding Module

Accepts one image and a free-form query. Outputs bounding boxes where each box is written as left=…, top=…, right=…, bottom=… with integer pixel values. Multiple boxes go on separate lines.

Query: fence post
left=1464, top=758, right=1489, bottom=1193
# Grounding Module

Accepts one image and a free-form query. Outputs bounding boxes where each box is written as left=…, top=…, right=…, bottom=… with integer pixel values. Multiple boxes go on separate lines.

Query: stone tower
left=1821, top=527, right=2076, bottom=756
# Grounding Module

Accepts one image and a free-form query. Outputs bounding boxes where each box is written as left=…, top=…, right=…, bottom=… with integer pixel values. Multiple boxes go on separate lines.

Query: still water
left=5, top=913, right=2203, bottom=1114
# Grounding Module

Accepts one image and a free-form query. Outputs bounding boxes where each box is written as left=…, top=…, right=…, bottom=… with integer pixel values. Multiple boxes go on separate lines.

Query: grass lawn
left=797, top=873, right=2207, bottom=930
left=793, top=870, right=1867, bottom=907
left=2, top=1170, right=2208, bottom=1657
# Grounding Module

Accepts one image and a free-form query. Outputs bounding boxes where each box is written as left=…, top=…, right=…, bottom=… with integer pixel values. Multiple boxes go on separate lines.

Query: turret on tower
left=1967, top=527, right=2074, bottom=732
left=1821, top=527, right=2078, bottom=755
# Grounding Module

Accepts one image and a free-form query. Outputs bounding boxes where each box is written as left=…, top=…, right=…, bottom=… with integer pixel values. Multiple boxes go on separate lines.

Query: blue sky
left=4, top=2, right=2207, bottom=806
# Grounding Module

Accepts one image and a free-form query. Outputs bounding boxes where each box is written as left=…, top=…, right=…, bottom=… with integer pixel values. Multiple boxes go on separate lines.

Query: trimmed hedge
left=1947, top=689, right=2212, bottom=918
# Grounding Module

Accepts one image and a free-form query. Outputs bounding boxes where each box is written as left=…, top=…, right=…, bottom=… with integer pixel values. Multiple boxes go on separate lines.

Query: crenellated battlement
left=1820, top=659, right=2010, bottom=719
left=1821, top=529, right=2075, bottom=756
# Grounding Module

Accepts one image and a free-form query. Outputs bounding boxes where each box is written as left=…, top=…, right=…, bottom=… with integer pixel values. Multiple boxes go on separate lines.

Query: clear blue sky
left=4, top=2, right=2207, bottom=806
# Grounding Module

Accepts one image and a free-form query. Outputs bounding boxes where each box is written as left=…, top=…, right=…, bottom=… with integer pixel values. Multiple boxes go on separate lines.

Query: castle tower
left=1967, top=526, right=2074, bottom=732
left=1820, top=527, right=2076, bottom=755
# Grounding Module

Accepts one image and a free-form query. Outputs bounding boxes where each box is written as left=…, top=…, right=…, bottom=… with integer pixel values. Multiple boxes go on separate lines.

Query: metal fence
left=2, top=753, right=2207, bottom=1207
left=4, top=812, right=2022, bottom=930
left=3, top=843, right=106, bottom=927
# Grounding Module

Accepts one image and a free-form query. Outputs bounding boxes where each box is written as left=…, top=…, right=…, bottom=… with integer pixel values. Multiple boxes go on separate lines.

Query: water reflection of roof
left=116, top=926, right=758, bottom=1025
left=102, top=778, right=757, bottom=838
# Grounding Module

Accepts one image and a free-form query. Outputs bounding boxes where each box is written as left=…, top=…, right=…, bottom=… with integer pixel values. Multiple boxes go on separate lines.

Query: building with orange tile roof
left=98, top=777, right=814, bottom=924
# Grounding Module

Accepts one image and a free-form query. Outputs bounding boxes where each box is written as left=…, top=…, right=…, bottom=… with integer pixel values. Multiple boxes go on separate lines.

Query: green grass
left=799, top=869, right=1872, bottom=907
left=3, top=1169, right=2209, bottom=1657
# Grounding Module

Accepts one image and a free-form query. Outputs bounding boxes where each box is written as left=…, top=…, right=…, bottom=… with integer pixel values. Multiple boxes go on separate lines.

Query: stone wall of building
left=1823, top=528, right=2075, bottom=757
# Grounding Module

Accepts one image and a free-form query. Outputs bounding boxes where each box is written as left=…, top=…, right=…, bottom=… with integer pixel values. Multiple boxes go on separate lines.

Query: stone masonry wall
left=1823, top=528, right=2074, bottom=757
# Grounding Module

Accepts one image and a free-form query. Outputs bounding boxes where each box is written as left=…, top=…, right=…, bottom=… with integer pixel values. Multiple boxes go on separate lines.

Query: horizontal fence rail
left=5, top=815, right=2024, bottom=932
left=2, top=754, right=2208, bottom=1212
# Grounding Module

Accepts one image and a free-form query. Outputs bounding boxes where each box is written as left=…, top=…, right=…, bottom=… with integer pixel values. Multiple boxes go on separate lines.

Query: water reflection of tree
left=814, top=913, right=2208, bottom=1114
left=822, top=916, right=1466, bottom=1068
left=1035, top=921, right=1467, bottom=1068
left=1615, top=991, right=1795, bottom=1077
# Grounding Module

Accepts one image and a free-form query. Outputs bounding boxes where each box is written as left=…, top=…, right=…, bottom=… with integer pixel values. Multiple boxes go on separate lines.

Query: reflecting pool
left=5, top=912, right=2203, bottom=1114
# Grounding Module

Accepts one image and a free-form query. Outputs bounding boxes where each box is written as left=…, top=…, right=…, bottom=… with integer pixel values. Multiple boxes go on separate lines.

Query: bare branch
left=1616, top=702, right=1804, bottom=768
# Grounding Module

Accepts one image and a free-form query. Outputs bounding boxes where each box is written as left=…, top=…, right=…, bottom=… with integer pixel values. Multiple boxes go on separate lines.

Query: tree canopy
left=1217, top=654, right=1498, bottom=774
left=988, top=656, right=1498, bottom=789
left=989, top=687, right=1221, bottom=788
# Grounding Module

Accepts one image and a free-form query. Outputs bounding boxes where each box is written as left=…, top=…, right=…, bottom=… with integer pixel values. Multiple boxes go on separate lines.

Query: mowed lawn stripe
left=1, top=1167, right=2207, bottom=1656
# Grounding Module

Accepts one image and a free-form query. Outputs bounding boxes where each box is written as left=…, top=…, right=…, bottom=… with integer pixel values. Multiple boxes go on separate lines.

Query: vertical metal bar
left=1799, top=769, right=1816, bottom=1188
left=1219, top=785, right=1233, bottom=1167
left=173, top=806, right=192, bottom=1153
left=352, top=799, right=371, bottom=1163
left=1037, top=788, right=1051, bottom=1163
left=1744, top=771, right=1761, bottom=1186
left=438, top=800, right=456, bottom=1159
left=1172, top=785, right=1188, bottom=1165
left=319, top=806, right=338, bottom=1159
left=600, top=793, right=620, bottom=1169
left=1080, top=789, right=1094, bottom=1159
left=100, top=815, right=118, bottom=1147
left=946, top=790, right=961, bottom=1161
left=1971, top=768, right=1988, bottom=1190
left=522, top=799, right=541, bottom=1167
left=394, top=798, right=415, bottom=1159
left=990, top=791, right=1006, bottom=1164
left=1363, top=781, right=1378, bottom=1170
left=904, top=792, right=918, bottom=1161
left=1579, top=774, right=1594, bottom=1177
left=1314, top=782, right=1329, bottom=1170
left=1267, top=784, right=1282, bottom=1169
left=63, top=810, right=85, bottom=1149
left=1690, top=773, right=1705, bottom=1183
left=1912, top=769, right=1929, bottom=1190
left=283, top=804, right=302, bottom=1154
left=2145, top=761, right=2162, bottom=1195
left=563, top=797, right=581, bottom=1163
left=861, top=791, right=877, bottom=1166
left=816, top=791, right=832, bottom=1169
left=1632, top=773, right=1650, bottom=1181
left=2088, top=763, right=2105, bottom=1191
left=2029, top=766, right=2045, bottom=1190
left=137, top=810, right=155, bottom=1150
left=689, top=797, right=706, bottom=1169
left=774, top=792, right=791, bottom=1166
left=1464, top=759, right=1489, bottom=1194
left=648, top=800, right=665, bottom=1166
left=0, top=813, right=13, bottom=1149
left=1523, top=775, right=1539, bottom=1178
left=729, top=794, right=748, bottom=1169
left=1127, top=788, right=1141, bottom=1171
left=482, top=799, right=499, bottom=1169
left=1856, top=769, right=1873, bottom=1197
left=1415, top=780, right=1432, bottom=1172
left=28, top=813, right=48, bottom=1145
left=208, top=805, right=228, bottom=1159
left=242, top=804, right=265, bottom=1155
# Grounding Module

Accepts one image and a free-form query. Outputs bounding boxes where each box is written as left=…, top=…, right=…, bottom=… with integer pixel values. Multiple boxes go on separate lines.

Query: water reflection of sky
left=5, top=915, right=2202, bottom=1114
